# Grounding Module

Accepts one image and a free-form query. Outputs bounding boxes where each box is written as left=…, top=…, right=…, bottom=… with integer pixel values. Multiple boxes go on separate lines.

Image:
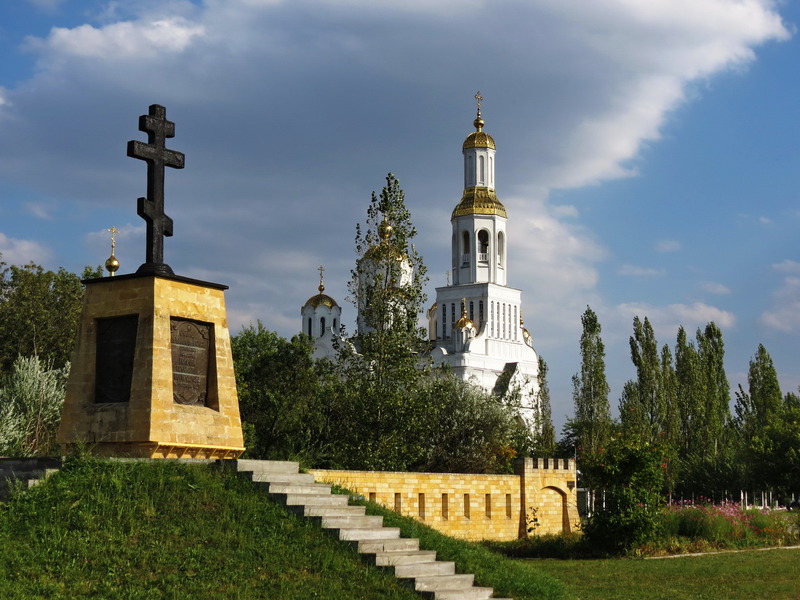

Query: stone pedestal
left=57, top=273, right=245, bottom=459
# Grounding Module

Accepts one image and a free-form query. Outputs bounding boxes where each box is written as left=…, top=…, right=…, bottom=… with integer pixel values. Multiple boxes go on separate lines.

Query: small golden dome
left=463, top=130, right=496, bottom=150
left=304, top=266, right=339, bottom=309
left=304, top=293, right=339, bottom=309
left=378, top=218, right=393, bottom=241
left=105, top=255, right=120, bottom=275
left=452, top=187, right=507, bottom=219
left=454, top=303, right=475, bottom=330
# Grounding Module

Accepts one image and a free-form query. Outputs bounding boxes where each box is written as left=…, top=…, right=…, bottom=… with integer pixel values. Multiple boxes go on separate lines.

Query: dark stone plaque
left=95, top=315, right=138, bottom=403
left=171, top=318, right=210, bottom=406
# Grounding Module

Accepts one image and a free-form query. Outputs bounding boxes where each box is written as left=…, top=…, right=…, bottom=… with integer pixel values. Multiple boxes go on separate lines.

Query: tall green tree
left=619, top=316, right=679, bottom=492
left=570, top=306, right=612, bottom=459
left=231, top=321, right=337, bottom=463
left=532, top=356, right=556, bottom=457
left=335, top=173, right=433, bottom=470
left=0, top=257, right=102, bottom=373
left=696, top=322, right=731, bottom=460
left=734, top=344, right=786, bottom=490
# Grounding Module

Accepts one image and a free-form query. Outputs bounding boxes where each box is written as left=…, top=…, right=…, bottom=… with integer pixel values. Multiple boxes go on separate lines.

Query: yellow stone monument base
left=57, top=273, right=245, bottom=459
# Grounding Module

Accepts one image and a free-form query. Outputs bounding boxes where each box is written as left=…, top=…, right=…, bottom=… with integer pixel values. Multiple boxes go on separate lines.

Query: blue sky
left=0, top=0, right=797, bottom=430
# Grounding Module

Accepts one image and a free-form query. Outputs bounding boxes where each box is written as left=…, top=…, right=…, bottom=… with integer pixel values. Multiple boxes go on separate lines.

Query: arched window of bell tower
left=320, top=317, right=326, bottom=334
left=307, top=318, right=312, bottom=336
left=462, top=231, right=470, bottom=266
left=478, top=230, right=489, bottom=263
left=479, top=155, right=485, bottom=185
left=498, top=231, right=505, bottom=268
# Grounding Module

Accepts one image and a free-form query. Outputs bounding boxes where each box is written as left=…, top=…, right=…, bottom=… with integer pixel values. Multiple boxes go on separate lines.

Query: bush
left=580, top=433, right=667, bottom=554
left=0, top=355, right=68, bottom=456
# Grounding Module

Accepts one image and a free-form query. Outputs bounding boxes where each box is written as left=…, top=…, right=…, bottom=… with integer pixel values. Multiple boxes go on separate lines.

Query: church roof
left=452, top=186, right=507, bottom=219
left=304, top=291, right=339, bottom=309
left=463, top=126, right=496, bottom=150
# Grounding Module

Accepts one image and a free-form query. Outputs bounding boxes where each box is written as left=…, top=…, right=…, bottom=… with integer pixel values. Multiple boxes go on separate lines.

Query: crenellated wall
left=308, top=457, right=579, bottom=541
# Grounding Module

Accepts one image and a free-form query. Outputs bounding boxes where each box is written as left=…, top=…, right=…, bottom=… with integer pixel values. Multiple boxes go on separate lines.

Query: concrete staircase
left=228, top=458, right=512, bottom=600
left=0, top=457, right=62, bottom=500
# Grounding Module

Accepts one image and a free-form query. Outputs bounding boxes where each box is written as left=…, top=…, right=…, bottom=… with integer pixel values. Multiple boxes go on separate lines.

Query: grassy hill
left=0, top=458, right=565, bottom=600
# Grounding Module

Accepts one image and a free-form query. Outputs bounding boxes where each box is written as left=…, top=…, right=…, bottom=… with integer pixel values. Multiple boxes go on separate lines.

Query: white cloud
left=656, top=240, right=681, bottom=253
left=0, top=233, right=52, bottom=266
left=618, top=264, right=664, bottom=276
left=616, top=301, right=736, bottom=336
left=773, top=259, right=800, bottom=274
left=760, top=261, right=800, bottom=332
left=27, top=18, right=205, bottom=59
left=700, top=281, right=731, bottom=295
left=23, top=202, right=53, bottom=220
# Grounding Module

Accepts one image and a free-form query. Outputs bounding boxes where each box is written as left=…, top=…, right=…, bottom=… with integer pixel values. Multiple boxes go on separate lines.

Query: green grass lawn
left=0, top=458, right=421, bottom=600
left=526, top=548, right=800, bottom=600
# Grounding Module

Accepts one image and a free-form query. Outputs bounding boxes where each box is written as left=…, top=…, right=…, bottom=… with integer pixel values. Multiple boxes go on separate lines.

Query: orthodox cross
left=127, top=104, right=185, bottom=276
left=107, top=226, right=119, bottom=253
left=475, top=91, right=483, bottom=113
left=318, top=265, right=326, bottom=292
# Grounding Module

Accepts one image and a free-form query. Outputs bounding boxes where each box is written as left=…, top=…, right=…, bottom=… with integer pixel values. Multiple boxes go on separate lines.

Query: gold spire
left=463, top=91, right=495, bottom=150
left=474, top=91, right=484, bottom=131
left=304, top=265, right=339, bottom=309
left=105, top=226, right=120, bottom=276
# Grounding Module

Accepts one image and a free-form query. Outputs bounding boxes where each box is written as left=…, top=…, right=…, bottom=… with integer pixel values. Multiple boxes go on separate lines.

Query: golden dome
left=452, top=187, right=507, bottom=219
left=463, top=130, right=496, bottom=150
left=105, top=255, right=120, bottom=275
left=304, top=267, right=339, bottom=309
left=454, top=303, right=475, bottom=330
left=363, top=217, right=405, bottom=262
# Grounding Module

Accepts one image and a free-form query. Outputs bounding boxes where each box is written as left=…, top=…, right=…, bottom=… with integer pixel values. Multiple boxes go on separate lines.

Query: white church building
left=302, top=97, right=541, bottom=428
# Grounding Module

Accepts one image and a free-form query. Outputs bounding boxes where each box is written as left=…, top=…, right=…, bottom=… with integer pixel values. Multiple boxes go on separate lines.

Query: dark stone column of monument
left=126, top=104, right=185, bottom=277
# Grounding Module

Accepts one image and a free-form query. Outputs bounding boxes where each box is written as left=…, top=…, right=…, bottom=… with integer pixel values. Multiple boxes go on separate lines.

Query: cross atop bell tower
left=127, top=104, right=185, bottom=276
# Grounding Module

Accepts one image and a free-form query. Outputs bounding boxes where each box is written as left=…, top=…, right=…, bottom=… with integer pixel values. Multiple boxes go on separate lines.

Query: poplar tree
left=571, top=306, right=612, bottom=459
left=734, top=344, right=784, bottom=489
left=532, top=356, right=556, bottom=456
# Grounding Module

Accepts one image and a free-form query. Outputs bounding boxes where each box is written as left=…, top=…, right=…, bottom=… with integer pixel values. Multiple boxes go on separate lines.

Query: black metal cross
left=127, top=104, right=185, bottom=276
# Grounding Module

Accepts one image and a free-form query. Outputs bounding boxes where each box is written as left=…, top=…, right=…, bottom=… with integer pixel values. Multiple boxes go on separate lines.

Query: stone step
left=247, top=471, right=317, bottom=485
left=287, top=504, right=367, bottom=518
left=273, top=492, right=350, bottom=507
left=388, top=561, right=456, bottom=579
left=368, top=550, right=438, bottom=567
left=353, top=537, right=421, bottom=554
left=402, top=573, right=475, bottom=592
left=264, top=482, right=332, bottom=495
left=333, top=526, right=402, bottom=541
left=230, top=459, right=509, bottom=600
left=313, top=514, right=385, bottom=529
left=418, top=588, right=499, bottom=600
left=230, top=458, right=300, bottom=474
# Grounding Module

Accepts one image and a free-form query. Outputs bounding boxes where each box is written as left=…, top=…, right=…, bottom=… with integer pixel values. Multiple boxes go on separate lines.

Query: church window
left=514, top=306, right=517, bottom=341
left=498, top=232, right=505, bottom=268
left=490, top=301, right=494, bottom=337
left=451, top=304, right=456, bottom=330
left=479, top=155, right=485, bottom=185
left=462, top=231, right=470, bottom=266
left=502, top=303, right=506, bottom=338
left=489, top=156, right=494, bottom=187
left=333, top=318, right=338, bottom=331
left=478, top=230, right=489, bottom=262
left=320, top=317, right=326, bottom=333
left=469, top=301, right=474, bottom=322
left=307, top=318, right=312, bottom=336
left=442, top=304, right=447, bottom=338
left=479, top=301, right=484, bottom=329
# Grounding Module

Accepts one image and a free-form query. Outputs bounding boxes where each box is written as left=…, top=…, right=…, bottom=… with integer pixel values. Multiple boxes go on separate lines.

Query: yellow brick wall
left=309, top=458, right=579, bottom=541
